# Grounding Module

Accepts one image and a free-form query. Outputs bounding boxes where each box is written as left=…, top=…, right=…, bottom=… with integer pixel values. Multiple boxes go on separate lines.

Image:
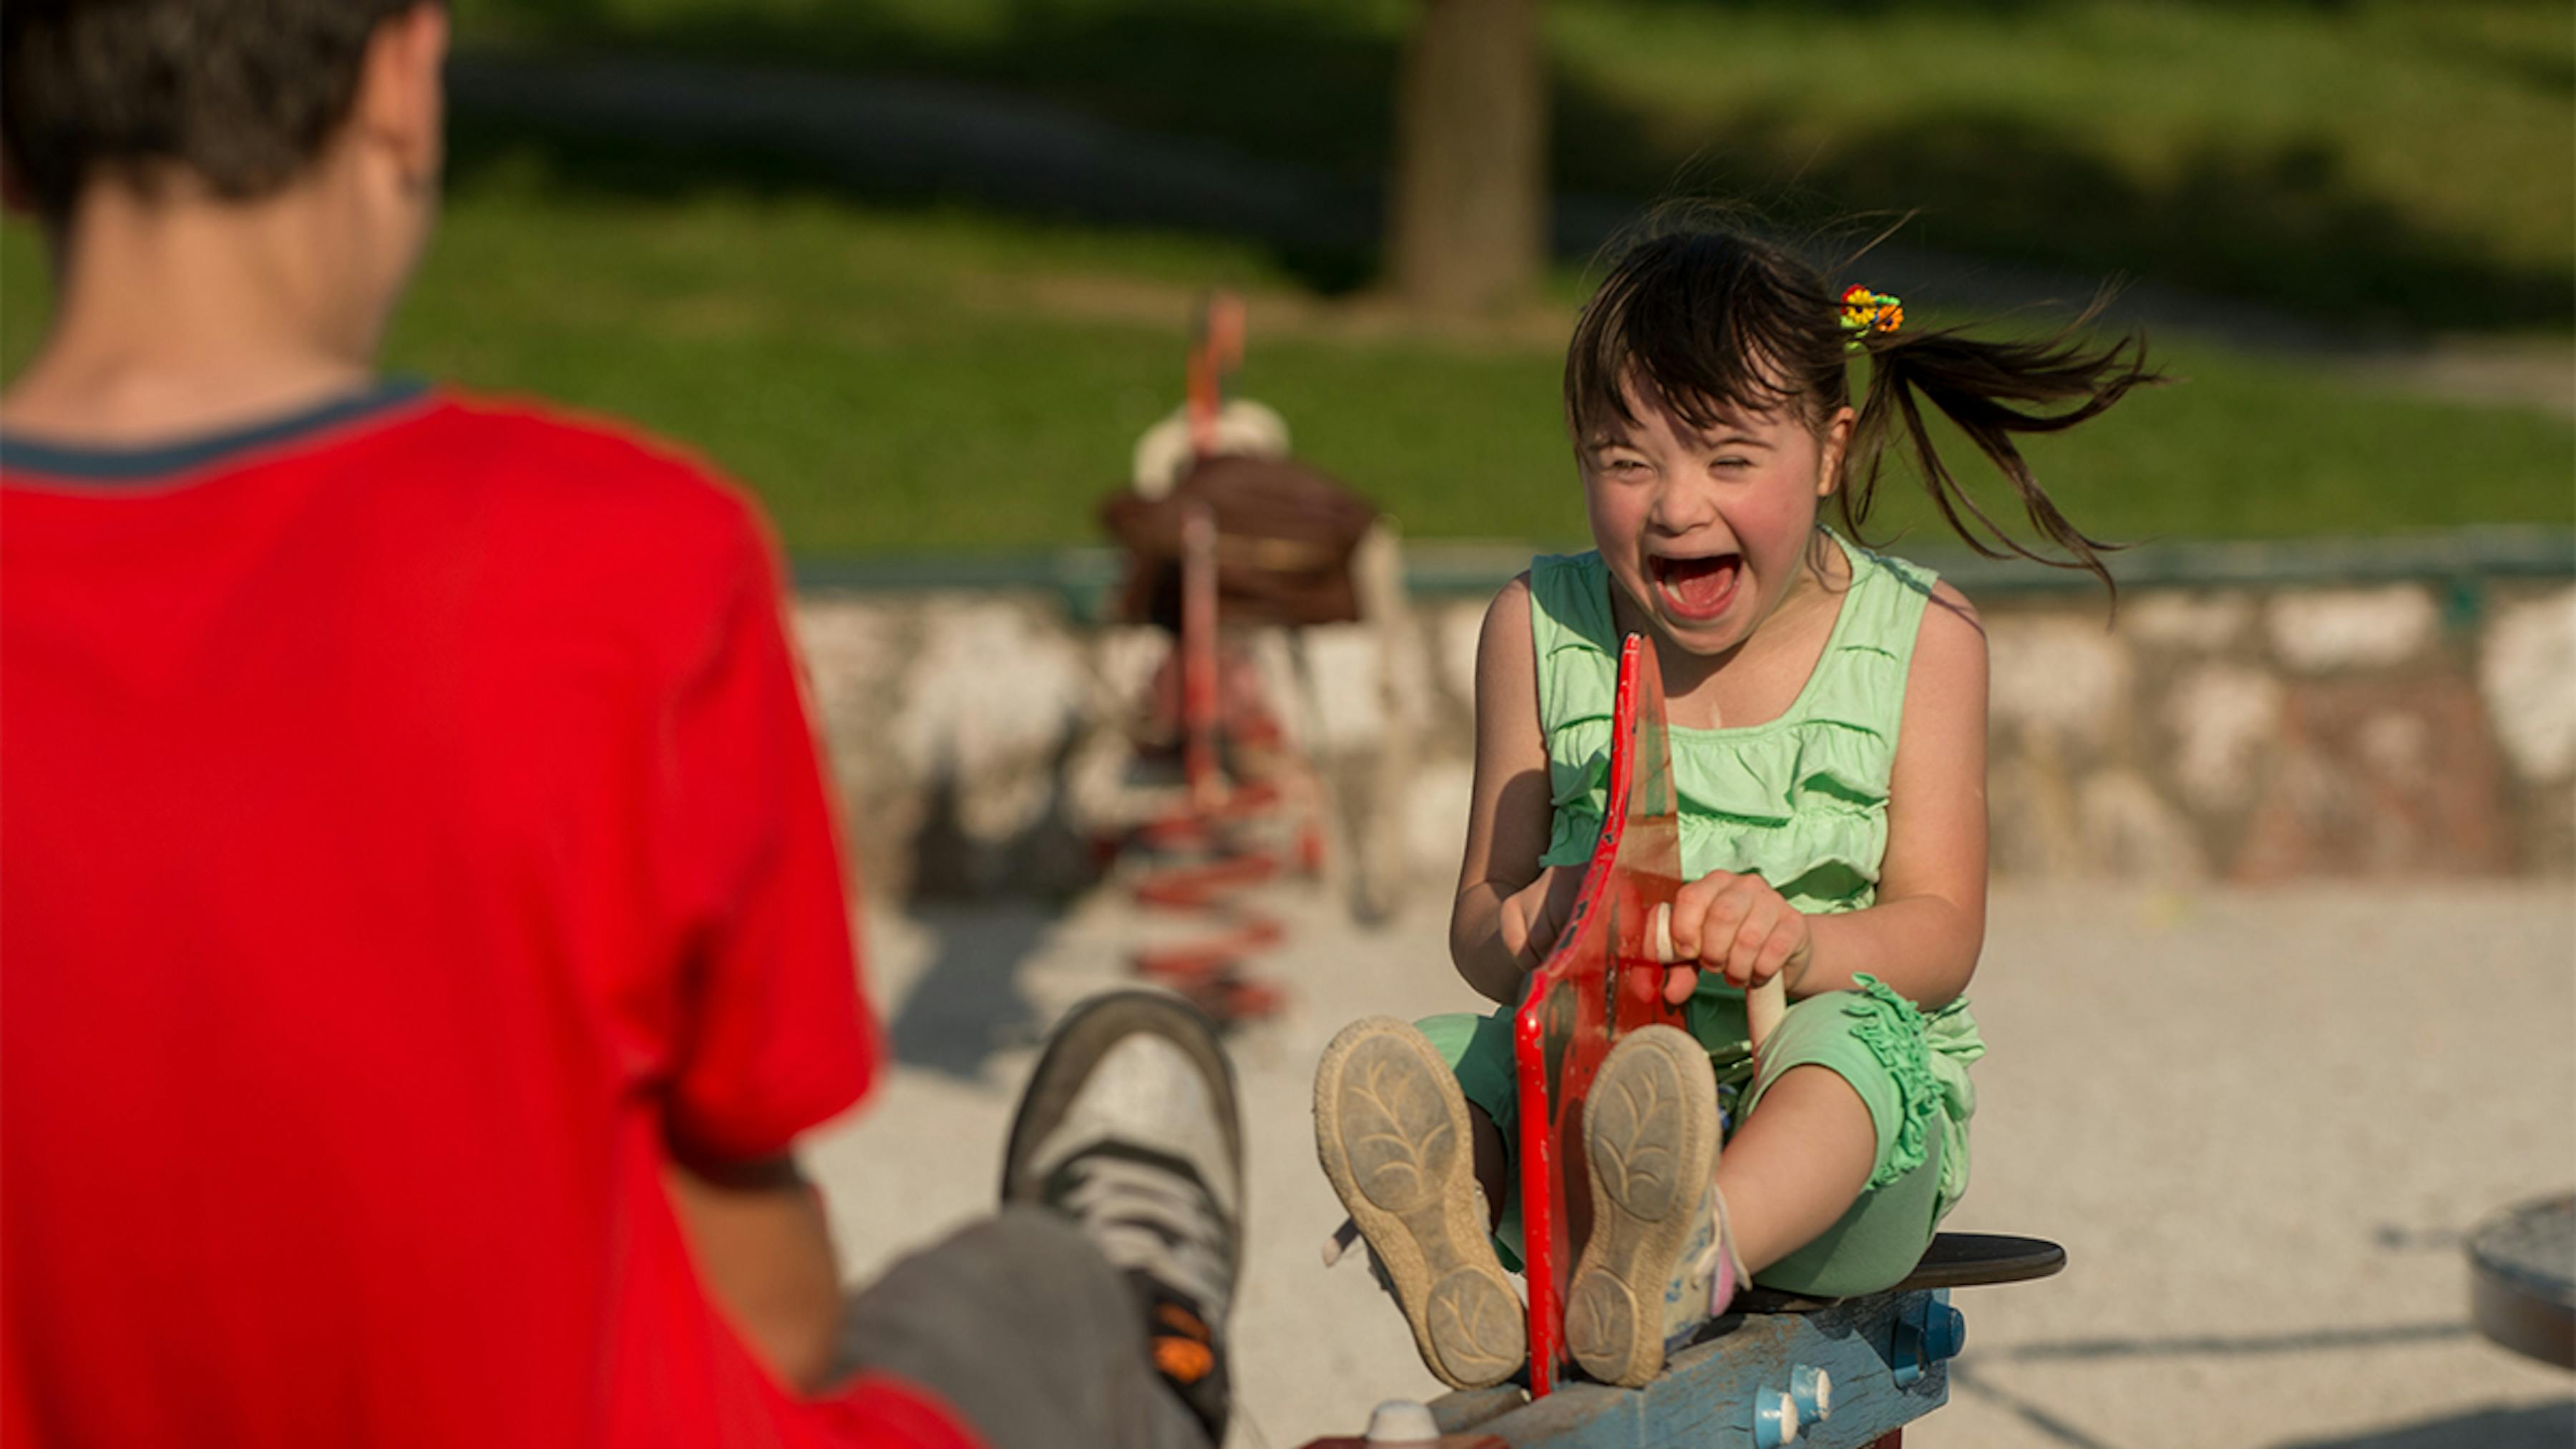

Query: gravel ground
left=808, top=882, right=2576, bottom=1448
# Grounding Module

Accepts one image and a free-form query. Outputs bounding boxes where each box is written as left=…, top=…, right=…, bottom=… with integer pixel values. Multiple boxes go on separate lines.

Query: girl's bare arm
left=1797, top=580, right=1990, bottom=1009
left=1450, top=575, right=1581, bottom=1005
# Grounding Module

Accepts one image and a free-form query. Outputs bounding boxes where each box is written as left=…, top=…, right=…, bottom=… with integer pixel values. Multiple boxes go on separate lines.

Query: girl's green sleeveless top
left=1531, top=532, right=1935, bottom=904
left=1528, top=535, right=1984, bottom=1214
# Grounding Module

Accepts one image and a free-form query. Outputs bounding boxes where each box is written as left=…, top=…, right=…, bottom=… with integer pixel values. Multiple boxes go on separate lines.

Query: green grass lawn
left=448, top=0, right=2576, bottom=336
left=8, top=170, right=2567, bottom=556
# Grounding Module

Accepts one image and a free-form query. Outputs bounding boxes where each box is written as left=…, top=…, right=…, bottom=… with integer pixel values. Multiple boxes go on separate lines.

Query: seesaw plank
left=1427, top=1289, right=1953, bottom=1448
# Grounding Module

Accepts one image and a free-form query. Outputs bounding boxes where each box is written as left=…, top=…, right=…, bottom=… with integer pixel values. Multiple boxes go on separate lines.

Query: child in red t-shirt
left=0, top=6, right=1236, bottom=1448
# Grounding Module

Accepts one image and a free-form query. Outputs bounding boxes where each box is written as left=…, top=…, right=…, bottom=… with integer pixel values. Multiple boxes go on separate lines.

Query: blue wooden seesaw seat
left=1422, top=1231, right=2064, bottom=1449
left=1300, top=1233, right=2064, bottom=1449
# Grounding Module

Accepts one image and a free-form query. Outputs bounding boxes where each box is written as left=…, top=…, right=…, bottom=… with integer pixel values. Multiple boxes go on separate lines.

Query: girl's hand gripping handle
left=1651, top=901, right=1788, bottom=1058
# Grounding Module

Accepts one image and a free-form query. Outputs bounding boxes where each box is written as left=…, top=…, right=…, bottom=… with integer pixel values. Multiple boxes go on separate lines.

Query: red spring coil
left=1126, top=786, right=1310, bottom=1025
left=1116, top=429, right=1322, bottom=1025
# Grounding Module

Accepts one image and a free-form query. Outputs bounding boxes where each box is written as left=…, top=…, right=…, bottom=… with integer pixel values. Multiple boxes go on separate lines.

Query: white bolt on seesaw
left=1364, top=1398, right=1440, bottom=1444
left=1753, top=1386, right=1801, bottom=1447
left=1790, top=1362, right=1833, bottom=1423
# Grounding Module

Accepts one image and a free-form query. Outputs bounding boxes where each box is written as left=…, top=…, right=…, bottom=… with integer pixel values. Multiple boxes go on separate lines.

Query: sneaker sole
left=1566, top=1024, right=1720, bottom=1388
left=1313, top=1016, right=1525, bottom=1390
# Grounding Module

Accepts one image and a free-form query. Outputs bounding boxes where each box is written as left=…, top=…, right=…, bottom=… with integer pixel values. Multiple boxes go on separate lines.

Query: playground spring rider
left=1101, top=294, right=1376, bottom=1025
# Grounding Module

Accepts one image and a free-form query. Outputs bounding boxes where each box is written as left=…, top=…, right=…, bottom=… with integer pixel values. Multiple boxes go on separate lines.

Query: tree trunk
left=1385, top=0, right=1549, bottom=313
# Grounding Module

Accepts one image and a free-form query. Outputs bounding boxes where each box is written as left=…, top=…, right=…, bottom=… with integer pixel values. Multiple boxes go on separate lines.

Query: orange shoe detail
left=1153, top=1335, right=1216, bottom=1383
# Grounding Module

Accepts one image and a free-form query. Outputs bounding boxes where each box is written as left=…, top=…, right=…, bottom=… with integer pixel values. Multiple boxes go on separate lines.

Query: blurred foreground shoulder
left=431, top=392, right=785, bottom=590
left=438, top=394, right=765, bottom=524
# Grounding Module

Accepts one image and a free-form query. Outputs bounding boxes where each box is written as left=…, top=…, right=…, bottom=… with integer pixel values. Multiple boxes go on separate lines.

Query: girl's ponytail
left=1842, top=311, right=2162, bottom=595
left=1565, top=224, right=2162, bottom=597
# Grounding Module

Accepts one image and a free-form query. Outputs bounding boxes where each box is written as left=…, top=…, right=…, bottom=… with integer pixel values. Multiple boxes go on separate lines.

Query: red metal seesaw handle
left=1511, top=634, right=1690, bottom=1396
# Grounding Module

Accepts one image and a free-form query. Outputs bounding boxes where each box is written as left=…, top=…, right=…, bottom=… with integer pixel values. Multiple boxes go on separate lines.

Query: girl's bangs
left=1564, top=239, right=1824, bottom=441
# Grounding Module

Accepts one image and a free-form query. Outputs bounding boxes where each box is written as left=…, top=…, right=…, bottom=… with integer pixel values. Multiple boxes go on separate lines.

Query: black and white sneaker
left=1002, top=990, right=1244, bottom=1440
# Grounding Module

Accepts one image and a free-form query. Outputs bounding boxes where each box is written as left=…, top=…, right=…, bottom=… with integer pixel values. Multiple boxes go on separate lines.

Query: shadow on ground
left=881, top=765, right=1098, bottom=1080
left=2273, top=1400, right=2576, bottom=1449
left=882, top=903, right=1060, bottom=1080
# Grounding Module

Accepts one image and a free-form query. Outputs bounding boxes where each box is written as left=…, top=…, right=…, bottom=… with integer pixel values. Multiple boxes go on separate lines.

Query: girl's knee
left=1753, top=1146, right=1945, bottom=1298
left=1747, top=1063, right=1875, bottom=1136
left=1751, top=981, right=1945, bottom=1192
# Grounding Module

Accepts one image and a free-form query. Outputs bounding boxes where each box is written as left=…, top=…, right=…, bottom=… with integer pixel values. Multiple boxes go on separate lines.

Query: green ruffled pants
left=1420, top=975, right=1980, bottom=1300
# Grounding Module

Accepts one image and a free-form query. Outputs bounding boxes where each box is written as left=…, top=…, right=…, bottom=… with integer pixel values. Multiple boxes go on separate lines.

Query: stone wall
left=791, top=574, right=2575, bottom=902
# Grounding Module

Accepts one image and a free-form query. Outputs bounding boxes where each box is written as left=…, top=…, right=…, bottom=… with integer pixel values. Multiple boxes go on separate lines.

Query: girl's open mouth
left=1649, top=552, right=1742, bottom=622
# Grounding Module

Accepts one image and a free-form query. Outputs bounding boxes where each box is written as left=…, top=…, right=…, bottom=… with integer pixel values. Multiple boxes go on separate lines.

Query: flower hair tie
left=1840, top=285, right=1903, bottom=351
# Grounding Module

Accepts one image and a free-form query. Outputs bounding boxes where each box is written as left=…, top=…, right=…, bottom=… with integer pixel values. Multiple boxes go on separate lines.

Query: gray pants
left=834, top=1206, right=1210, bottom=1449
